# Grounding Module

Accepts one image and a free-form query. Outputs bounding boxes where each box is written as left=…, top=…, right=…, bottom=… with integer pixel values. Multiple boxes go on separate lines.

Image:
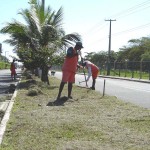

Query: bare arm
left=86, top=66, right=92, bottom=81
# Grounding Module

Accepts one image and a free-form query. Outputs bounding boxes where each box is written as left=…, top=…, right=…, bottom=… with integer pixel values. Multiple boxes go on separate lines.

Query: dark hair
left=82, top=62, right=86, bottom=66
left=75, top=42, right=83, bottom=48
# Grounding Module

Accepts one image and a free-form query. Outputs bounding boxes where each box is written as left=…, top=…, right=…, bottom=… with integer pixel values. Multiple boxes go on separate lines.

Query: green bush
left=27, top=88, right=39, bottom=96
left=27, top=85, right=42, bottom=96
left=0, top=61, right=10, bottom=69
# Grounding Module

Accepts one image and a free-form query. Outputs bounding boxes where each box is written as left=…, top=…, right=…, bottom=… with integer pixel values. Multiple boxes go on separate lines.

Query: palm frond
left=52, top=6, right=63, bottom=28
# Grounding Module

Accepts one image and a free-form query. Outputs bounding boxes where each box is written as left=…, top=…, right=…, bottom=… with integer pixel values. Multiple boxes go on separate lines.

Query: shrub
left=27, top=88, right=39, bottom=96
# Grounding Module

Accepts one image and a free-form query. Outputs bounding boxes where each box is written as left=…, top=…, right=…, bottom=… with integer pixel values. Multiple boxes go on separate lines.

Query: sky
left=1, top=0, right=150, bottom=61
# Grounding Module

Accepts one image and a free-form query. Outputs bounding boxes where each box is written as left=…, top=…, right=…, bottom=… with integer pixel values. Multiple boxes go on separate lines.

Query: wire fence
left=50, top=61, right=150, bottom=80
left=98, top=61, right=150, bottom=80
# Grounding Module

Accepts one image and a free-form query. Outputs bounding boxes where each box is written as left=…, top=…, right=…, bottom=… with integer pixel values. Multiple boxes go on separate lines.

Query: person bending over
left=82, top=60, right=99, bottom=90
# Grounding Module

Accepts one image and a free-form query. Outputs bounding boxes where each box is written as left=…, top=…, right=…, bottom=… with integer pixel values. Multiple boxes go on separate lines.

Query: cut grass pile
left=0, top=75, right=150, bottom=150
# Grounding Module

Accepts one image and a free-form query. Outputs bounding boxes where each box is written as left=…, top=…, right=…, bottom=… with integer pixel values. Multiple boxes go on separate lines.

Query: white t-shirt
left=84, top=61, right=92, bottom=81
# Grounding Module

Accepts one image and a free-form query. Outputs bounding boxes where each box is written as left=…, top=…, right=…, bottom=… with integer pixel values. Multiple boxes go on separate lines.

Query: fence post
left=125, top=59, right=128, bottom=77
left=119, top=62, right=121, bottom=77
left=140, top=60, right=142, bottom=79
left=131, top=61, right=134, bottom=78
left=103, top=79, right=106, bottom=96
left=148, top=62, right=150, bottom=80
left=113, top=60, right=117, bottom=76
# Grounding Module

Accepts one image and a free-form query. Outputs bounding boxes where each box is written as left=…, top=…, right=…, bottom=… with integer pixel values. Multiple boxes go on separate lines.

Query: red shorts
left=62, top=71, right=75, bottom=83
left=92, top=70, right=99, bottom=79
left=11, top=70, right=16, bottom=75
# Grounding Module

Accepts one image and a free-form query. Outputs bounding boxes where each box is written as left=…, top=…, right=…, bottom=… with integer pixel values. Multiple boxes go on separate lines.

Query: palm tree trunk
left=42, top=0, right=45, bottom=11
left=41, top=65, right=50, bottom=85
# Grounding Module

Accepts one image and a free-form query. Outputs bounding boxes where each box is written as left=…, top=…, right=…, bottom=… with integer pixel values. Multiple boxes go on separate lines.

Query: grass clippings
left=0, top=76, right=150, bottom=150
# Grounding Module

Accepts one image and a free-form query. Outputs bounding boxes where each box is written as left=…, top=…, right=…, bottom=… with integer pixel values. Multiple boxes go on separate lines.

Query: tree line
left=83, top=37, right=150, bottom=72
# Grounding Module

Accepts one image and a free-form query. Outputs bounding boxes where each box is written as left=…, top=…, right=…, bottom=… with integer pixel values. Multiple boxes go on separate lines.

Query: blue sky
left=1, top=0, right=150, bottom=61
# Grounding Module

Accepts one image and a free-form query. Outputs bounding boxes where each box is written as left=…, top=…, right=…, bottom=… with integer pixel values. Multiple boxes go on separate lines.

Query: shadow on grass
left=18, top=81, right=32, bottom=89
left=47, top=96, right=68, bottom=106
left=47, top=85, right=59, bottom=90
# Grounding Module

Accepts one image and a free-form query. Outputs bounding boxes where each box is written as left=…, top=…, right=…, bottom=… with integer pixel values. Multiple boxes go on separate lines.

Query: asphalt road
left=54, top=71, right=150, bottom=109
left=0, top=69, right=22, bottom=96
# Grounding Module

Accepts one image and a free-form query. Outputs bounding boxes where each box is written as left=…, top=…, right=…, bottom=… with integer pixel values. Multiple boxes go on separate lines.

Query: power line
left=112, top=23, right=150, bottom=37
left=83, top=21, right=108, bottom=35
left=83, top=0, right=150, bottom=36
left=86, top=22, right=150, bottom=46
left=115, top=5, right=150, bottom=20
left=109, top=0, right=150, bottom=19
left=81, top=0, right=150, bottom=52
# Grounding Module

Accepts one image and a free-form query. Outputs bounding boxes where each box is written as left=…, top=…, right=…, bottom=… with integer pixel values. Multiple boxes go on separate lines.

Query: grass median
left=0, top=75, right=150, bottom=150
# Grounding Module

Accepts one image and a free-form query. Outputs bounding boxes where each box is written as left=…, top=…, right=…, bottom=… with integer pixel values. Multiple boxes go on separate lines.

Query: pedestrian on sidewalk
left=82, top=60, right=99, bottom=90
left=10, top=59, right=16, bottom=80
left=57, top=42, right=84, bottom=100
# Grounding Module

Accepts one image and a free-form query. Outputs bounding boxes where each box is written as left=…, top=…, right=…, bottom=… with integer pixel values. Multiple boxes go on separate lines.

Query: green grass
left=0, top=75, right=150, bottom=150
left=121, top=116, right=150, bottom=133
left=100, top=69, right=150, bottom=80
left=78, top=68, right=150, bottom=80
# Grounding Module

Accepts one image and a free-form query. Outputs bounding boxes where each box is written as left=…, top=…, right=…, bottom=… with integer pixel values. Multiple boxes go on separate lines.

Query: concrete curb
left=98, top=75, right=150, bottom=84
left=0, top=81, right=20, bottom=144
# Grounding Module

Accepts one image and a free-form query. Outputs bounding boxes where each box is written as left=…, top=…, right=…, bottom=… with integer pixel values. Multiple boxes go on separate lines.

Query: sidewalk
left=0, top=69, right=22, bottom=113
left=0, top=69, right=22, bottom=144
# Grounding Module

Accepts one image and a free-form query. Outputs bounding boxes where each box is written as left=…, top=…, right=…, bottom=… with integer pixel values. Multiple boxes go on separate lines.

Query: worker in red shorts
left=10, top=59, right=16, bottom=80
left=57, top=42, right=84, bottom=100
left=82, top=60, right=99, bottom=90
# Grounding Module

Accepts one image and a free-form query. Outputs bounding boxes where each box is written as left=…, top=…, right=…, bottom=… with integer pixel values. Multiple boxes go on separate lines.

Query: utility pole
left=105, top=19, right=116, bottom=75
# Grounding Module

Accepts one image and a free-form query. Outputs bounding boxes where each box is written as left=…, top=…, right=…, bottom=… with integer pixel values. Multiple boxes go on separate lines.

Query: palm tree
left=0, top=0, right=81, bottom=84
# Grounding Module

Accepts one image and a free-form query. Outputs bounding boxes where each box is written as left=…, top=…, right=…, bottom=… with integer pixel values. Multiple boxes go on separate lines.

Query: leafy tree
left=0, top=55, right=7, bottom=62
left=0, top=0, right=81, bottom=84
left=117, top=37, right=150, bottom=61
left=83, top=50, right=117, bottom=69
left=84, top=52, right=95, bottom=60
left=90, top=51, right=107, bottom=66
left=117, top=46, right=132, bottom=61
left=141, top=51, right=150, bottom=61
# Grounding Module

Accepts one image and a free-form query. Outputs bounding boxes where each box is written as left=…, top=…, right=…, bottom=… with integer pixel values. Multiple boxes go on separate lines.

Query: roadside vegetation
left=0, top=54, right=10, bottom=69
left=101, top=69, right=150, bottom=80
left=0, top=62, right=10, bottom=69
left=0, top=72, right=150, bottom=150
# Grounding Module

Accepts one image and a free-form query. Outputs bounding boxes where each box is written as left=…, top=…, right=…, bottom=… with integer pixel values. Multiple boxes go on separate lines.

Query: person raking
left=56, top=41, right=84, bottom=100
left=82, top=60, right=99, bottom=90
